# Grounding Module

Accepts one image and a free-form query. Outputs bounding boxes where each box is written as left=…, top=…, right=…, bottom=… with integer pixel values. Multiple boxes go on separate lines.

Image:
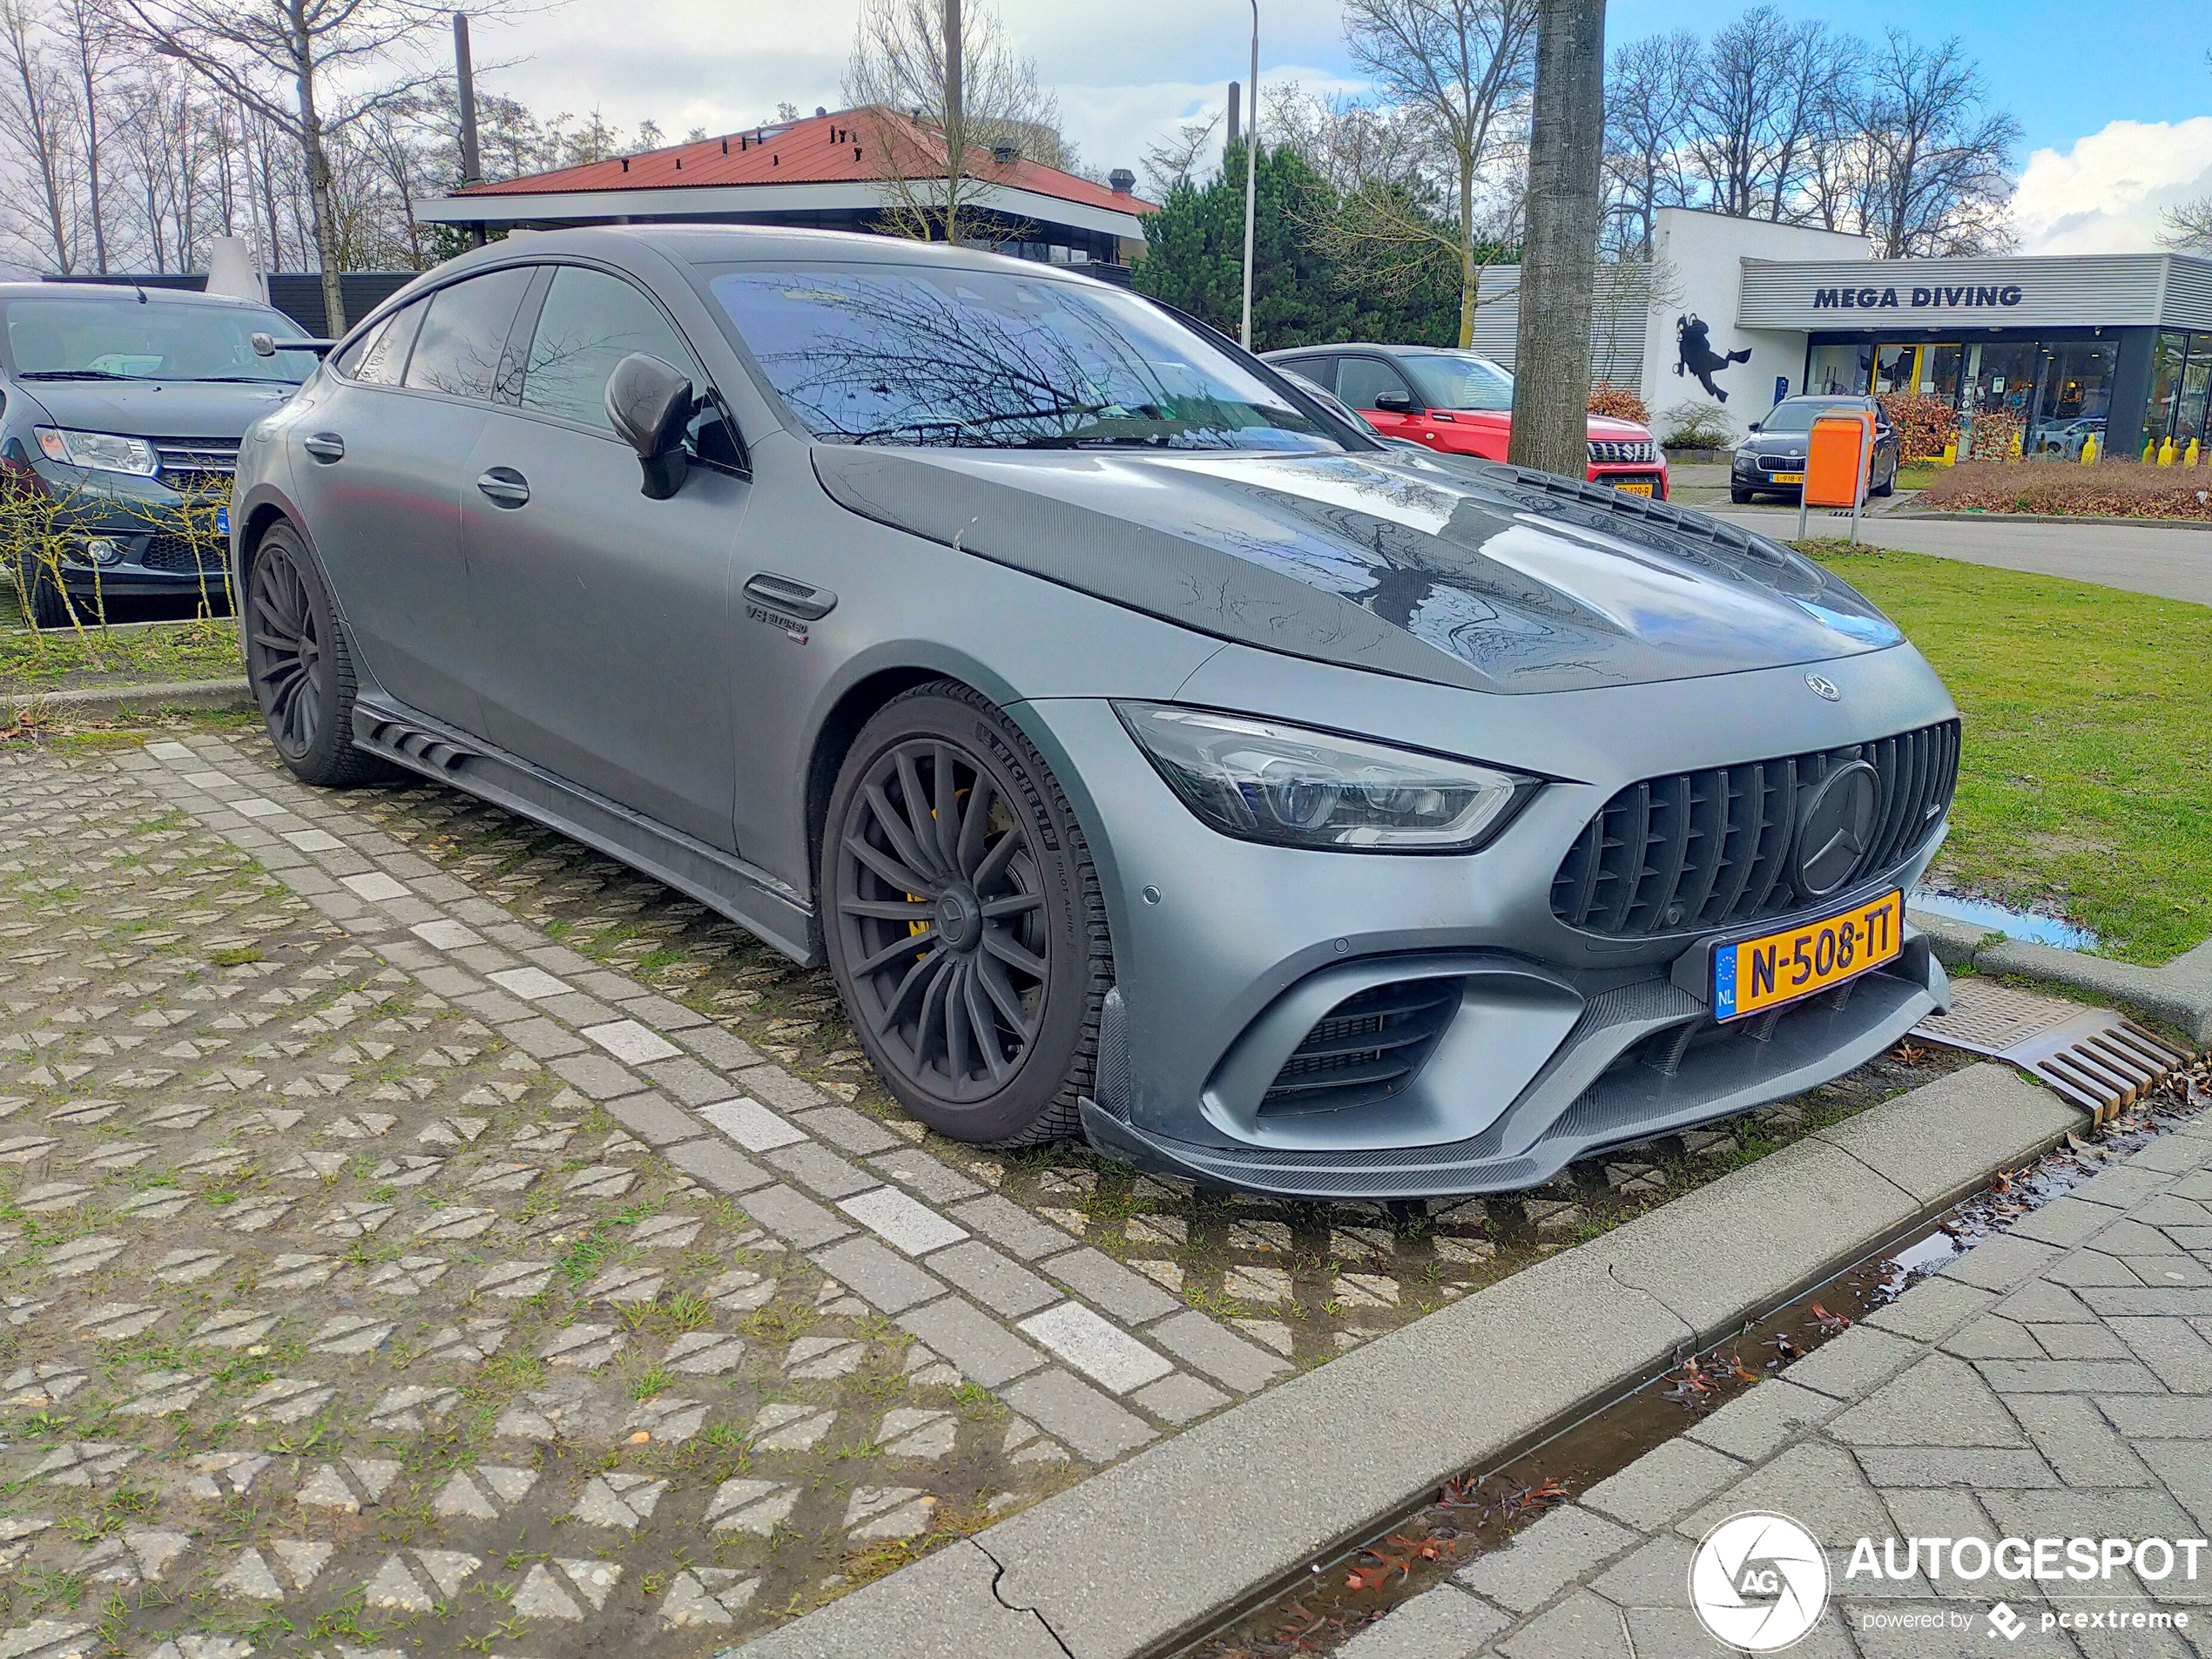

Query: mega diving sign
left=1815, top=283, right=2023, bottom=310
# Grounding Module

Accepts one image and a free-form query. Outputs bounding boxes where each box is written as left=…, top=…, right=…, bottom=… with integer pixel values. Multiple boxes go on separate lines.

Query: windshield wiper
left=185, top=374, right=297, bottom=384
left=17, top=368, right=138, bottom=381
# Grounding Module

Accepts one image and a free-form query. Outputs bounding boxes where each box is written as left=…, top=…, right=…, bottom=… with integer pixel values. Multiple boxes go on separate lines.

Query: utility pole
left=454, top=12, right=486, bottom=247
left=1240, top=0, right=1258, bottom=349
left=1507, top=0, right=1607, bottom=477
left=943, top=0, right=963, bottom=246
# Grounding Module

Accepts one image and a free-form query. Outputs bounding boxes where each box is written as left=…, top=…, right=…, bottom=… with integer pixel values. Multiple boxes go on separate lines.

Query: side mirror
left=251, top=331, right=275, bottom=357
left=1748, top=421, right=1762, bottom=433
left=1372, top=388, right=1415, bottom=413
left=606, top=352, right=695, bottom=500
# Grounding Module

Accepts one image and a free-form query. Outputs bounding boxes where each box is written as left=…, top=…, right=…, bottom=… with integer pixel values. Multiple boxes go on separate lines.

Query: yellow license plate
left=1771, top=471, right=1804, bottom=484
left=1614, top=481, right=1655, bottom=496
left=1714, top=891, right=1903, bottom=1022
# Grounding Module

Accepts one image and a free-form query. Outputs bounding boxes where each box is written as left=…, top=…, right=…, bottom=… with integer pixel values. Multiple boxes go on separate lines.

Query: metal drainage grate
left=1912, top=979, right=2189, bottom=1124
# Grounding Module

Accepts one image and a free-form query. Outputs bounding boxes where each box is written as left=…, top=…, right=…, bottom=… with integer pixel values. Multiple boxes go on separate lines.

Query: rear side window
left=519, top=266, right=696, bottom=432
left=404, top=268, right=533, bottom=401
left=336, top=300, right=424, bottom=386
left=1337, top=355, right=1414, bottom=409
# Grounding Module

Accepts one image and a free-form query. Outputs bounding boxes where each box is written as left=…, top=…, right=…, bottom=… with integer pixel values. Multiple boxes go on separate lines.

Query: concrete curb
left=735, top=1062, right=2087, bottom=1659
left=1895, top=509, right=2212, bottom=532
left=1907, top=906, right=2212, bottom=1044
left=2, top=676, right=252, bottom=721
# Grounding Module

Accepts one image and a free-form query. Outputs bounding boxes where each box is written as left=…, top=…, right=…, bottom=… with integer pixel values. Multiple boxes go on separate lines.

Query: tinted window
left=338, top=300, right=425, bottom=386
left=1336, top=355, right=1415, bottom=410
left=520, top=266, right=696, bottom=431
left=404, top=268, right=533, bottom=401
left=710, top=264, right=1339, bottom=453
left=0, top=295, right=311, bottom=383
left=1761, top=401, right=1860, bottom=434
left=1404, top=353, right=1514, bottom=412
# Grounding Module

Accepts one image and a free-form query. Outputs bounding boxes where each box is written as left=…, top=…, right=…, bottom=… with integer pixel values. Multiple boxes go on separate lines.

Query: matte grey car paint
left=233, top=226, right=1959, bottom=1198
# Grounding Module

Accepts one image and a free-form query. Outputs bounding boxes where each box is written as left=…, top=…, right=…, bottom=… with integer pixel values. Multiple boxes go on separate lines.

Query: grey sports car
left=231, top=226, right=1959, bottom=1199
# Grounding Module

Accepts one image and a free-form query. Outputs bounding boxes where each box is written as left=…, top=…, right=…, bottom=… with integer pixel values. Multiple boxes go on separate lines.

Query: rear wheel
left=244, top=523, right=391, bottom=788
left=822, top=682, right=1111, bottom=1147
left=1873, top=455, right=1897, bottom=496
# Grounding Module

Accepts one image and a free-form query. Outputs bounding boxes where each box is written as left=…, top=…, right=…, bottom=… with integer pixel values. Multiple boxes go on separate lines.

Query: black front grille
left=153, top=439, right=239, bottom=475
left=1259, top=981, right=1459, bottom=1116
left=139, top=536, right=226, bottom=574
left=1588, top=438, right=1656, bottom=465
left=1550, top=720, right=1959, bottom=938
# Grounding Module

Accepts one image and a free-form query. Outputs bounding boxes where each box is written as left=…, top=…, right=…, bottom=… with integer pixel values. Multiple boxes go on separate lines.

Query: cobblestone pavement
left=1338, top=1107, right=2212, bottom=1659
left=0, top=733, right=1299, bottom=1657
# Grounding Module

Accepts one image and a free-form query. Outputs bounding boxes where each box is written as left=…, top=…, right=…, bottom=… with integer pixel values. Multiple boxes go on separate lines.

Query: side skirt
left=351, top=695, right=819, bottom=966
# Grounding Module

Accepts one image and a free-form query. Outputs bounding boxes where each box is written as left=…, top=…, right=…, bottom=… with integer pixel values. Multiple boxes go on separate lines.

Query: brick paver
left=0, top=736, right=1285, bottom=1655
left=1338, top=1110, right=2212, bottom=1658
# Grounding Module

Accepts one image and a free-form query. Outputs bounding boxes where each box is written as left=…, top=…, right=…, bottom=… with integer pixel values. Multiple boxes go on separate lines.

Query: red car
left=1263, top=342, right=1669, bottom=499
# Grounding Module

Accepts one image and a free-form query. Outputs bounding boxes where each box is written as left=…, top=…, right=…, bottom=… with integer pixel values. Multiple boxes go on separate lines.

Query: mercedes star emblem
left=1805, top=674, right=1842, bottom=702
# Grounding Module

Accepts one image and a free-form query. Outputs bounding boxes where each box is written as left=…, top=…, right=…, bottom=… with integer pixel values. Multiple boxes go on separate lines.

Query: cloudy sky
left=462, top=0, right=2210, bottom=255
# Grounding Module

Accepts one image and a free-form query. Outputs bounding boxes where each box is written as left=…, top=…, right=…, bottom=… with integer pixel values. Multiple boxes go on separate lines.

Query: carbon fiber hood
left=813, top=445, right=1904, bottom=695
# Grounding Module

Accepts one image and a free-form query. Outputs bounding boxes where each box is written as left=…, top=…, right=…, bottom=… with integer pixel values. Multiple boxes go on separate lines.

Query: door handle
left=476, top=467, right=530, bottom=509
left=303, top=432, right=344, bottom=463
left=744, top=572, right=836, bottom=620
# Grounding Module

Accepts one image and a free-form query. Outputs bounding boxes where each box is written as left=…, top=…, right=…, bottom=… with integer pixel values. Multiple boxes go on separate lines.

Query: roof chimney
left=1226, top=81, right=1241, bottom=150
left=1109, top=168, right=1135, bottom=194
left=816, top=105, right=827, bottom=118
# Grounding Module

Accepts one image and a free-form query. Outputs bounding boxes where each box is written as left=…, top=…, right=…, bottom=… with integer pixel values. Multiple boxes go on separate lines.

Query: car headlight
left=34, top=427, right=160, bottom=475
left=1115, top=703, right=1536, bottom=852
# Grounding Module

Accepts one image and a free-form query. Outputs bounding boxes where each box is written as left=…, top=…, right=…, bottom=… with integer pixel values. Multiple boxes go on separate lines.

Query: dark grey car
left=229, top=226, right=1960, bottom=1199
left=2, top=283, right=314, bottom=624
left=1733, top=394, right=1901, bottom=503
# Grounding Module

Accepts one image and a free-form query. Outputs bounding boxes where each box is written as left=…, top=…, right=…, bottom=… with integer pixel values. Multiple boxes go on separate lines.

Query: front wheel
left=821, top=682, right=1111, bottom=1147
left=243, top=523, right=392, bottom=787
left=1730, top=487, right=1753, bottom=504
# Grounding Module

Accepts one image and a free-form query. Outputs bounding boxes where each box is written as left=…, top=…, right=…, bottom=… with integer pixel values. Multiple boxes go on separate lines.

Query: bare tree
left=1270, top=79, right=1431, bottom=197
left=0, top=0, right=82, bottom=271
left=1140, top=105, right=1220, bottom=200
left=2161, top=52, right=2212, bottom=254
left=1341, top=0, right=1538, bottom=347
left=53, top=0, right=121, bottom=270
left=120, top=0, right=504, bottom=332
left=1507, top=0, right=1603, bottom=477
left=844, top=0, right=1063, bottom=246
left=1856, top=30, right=2019, bottom=256
left=1602, top=30, right=1695, bottom=256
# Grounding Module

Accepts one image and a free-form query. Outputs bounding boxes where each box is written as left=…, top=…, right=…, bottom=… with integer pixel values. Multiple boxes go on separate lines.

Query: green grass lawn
left=1804, top=541, right=2212, bottom=965
left=1894, top=462, right=1946, bottom=492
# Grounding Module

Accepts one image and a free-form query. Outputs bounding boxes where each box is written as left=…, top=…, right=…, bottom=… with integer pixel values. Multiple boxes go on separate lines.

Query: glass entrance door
left=1870, top=344, right=1962, bottom=401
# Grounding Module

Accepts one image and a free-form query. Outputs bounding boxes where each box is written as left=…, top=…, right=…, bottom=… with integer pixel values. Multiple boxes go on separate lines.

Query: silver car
left=231, top=226, right=1959, bottom=1198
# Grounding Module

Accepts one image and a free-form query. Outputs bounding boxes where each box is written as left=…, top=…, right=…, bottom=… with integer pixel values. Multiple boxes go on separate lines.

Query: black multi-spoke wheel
left=824, top=683, right=1110, bottom=1146
left=244, top=523, right=390, bottom=787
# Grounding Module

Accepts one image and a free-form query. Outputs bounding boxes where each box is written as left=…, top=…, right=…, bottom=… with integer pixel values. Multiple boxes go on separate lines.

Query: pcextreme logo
left=1689, top=1512, right=1831, bottom=1651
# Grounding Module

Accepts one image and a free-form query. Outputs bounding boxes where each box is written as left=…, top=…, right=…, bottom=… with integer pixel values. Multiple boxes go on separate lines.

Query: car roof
left=428, top=223, right=1118, bottom=286
left=1260, top=343, right=1487, bottom=359
left=0, top=281, right=277, bottom=310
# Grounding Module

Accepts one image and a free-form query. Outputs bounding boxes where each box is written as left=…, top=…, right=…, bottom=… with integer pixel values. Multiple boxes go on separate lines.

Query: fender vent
left=1259, top=980, right=1459, bottom=1118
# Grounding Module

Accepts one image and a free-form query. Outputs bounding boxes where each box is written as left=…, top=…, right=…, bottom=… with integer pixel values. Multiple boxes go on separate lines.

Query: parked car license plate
left=1712, top=890, right=1903, bottom=1022
left=1771, top=471, right=1804, bottom=484
left=1612, top=480, right=1655, bottom=496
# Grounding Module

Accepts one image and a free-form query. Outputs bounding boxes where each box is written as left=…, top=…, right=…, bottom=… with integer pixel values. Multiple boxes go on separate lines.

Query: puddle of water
left=1908, top=888, right=2099, bottom=951
left=1184, top=1077, right=2196, bottom=1659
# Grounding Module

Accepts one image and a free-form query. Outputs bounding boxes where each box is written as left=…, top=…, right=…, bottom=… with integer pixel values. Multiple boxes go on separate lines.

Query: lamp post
left=1240, top=0, right=1257, bottom=349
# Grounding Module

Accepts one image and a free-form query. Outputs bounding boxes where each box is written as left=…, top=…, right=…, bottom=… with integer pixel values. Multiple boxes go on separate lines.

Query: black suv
left=1732, top=395, right=1900, bottom=504
left=2, top=282, right=314, bottom=625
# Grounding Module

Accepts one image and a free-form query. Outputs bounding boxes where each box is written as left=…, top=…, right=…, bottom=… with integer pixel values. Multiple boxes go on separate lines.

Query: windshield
left=2, top=295, right=312, bottom=384
left=1757, top=401, right=1851, bottom=435
left=1406, top=352, right=1515, bottom=412
left=709, top=264, right=1342, bottom=453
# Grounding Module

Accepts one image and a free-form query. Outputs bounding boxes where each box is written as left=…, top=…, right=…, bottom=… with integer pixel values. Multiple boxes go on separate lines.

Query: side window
left=404, top=268, right=534, bottom=401
left=519, top=266, right=698, bottom=433
left=342, top=300, right=425, bottom=386
left=1336, top=355, right=1414, bottom=410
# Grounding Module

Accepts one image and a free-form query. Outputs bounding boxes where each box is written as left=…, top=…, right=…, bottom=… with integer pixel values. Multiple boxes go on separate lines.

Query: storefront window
left=1924, top=344, right=1964, bottom=404
left=1872, top=345, right=1913, bottom=395
left=1807, top=342, right=1871, bottom=396
left=2152, top=332, right=2190, bottom=442
left=2024, top=341, right=2116, bottom=457
left=2176, top=334, right=2212, bottom=448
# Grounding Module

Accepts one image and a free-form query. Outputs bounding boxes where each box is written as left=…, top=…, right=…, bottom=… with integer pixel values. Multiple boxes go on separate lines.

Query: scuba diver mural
left=1676, top=314, right=1753, bottom=401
